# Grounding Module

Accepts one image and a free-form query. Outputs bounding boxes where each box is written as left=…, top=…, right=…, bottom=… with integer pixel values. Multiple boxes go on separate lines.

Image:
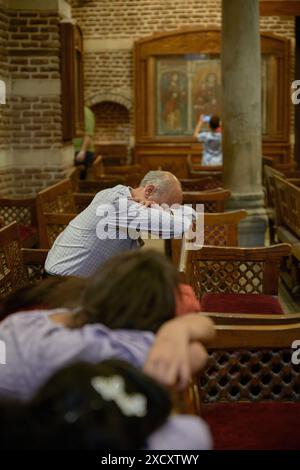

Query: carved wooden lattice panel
left=0, top=206, right=32, bottom=225
left=0, top=240, right=28, bottom=298
left=190, top=260, right=264, bottom=297
left=204, top=224, right=228, bottom=246
left=205, top=178, right=222, bottom=190
left=59, top=191, right=76, bottom=213
left=44, top=199, right=60, bottom=213
left=0, top=281, right=13, bottom=297
left=200, top=349, right=300, bottom=402
left=75, top=202, right=89, bottom=213
left=6, top=240, right=28, bottom=290
left=43, top=190, right=75, bottom=214
left=204, top=201, right=218, bottom=213
left=0, top=249, right=9, bottom=278
left=47, top=224, right=68, bottom=246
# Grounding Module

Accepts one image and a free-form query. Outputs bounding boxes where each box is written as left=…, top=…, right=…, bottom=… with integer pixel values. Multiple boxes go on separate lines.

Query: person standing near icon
left=193, top=114, right=222, bottom=166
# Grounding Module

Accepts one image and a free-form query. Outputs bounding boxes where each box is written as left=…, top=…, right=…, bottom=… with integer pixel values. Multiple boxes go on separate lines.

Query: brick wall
left=9, top=95, right=62, bottom=150
left=71, top=0, right=296, bottom=150
left=70, top=0, right=295, bottom=40
left=11, top=165, right=70, bottom=197
left=0, top=6, right=9, bottom=150
left=0, top=5, right=72, bottom=197
left=0, top=5, right=11, bottom=196
left=7, top=10, right=63, bottom=151
left=92, top=101, right=130, bottom=143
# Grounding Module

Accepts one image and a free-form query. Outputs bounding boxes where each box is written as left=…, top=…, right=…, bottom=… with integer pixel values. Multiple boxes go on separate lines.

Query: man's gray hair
left=140, top=170, right=176, bottom=195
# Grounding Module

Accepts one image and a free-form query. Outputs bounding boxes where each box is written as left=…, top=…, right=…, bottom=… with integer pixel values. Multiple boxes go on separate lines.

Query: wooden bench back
left=171, top=210, right=248, bottom=269
left=203, top=210, right=247, bottom=246
left=37, top=179, right=76, bottom=214
left=0, top=222, right=47, bottom=298
left=183, top=189, right=231, bottom=212
left=180, top=177, right=222, bottom=191
left=273, top=176, right=300, bottom=240
left=264, top=165, right=284, bottom=214
left=0, top=197, right=38, bottom=228
left=0, top=222, right=28, bottom=297
left=103, top=164, right=142, bottom=187
left=184, top=244, right=291, bottom=298
left=37, top=179, right=77, bottom=249
left=67, top=167, right=80, bottom=192
left=195, top=313, right=300, bottom=405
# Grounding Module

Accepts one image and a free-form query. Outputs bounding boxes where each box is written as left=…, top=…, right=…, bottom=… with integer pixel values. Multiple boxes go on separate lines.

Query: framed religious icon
left=134, top=29, right=291, bottom=175
left=60, top=21, right=85, bottom=141
left=156, top=55, right=222, bottom=136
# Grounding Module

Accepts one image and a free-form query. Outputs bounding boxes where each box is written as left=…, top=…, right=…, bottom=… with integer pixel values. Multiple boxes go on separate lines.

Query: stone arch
left=85, top=90, right=132, bottom=111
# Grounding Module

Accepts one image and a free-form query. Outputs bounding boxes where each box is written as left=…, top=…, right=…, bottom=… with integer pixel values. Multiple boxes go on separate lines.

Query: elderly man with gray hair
left=45, top=171, right=195, bottom=277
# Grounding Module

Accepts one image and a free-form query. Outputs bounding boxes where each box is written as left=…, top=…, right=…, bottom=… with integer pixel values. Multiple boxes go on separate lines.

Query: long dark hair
left=70, top=249, right=180, bottom=332
left=0, top=360, right=171, bottom=450
left=0, top=276, right=88, bottom=322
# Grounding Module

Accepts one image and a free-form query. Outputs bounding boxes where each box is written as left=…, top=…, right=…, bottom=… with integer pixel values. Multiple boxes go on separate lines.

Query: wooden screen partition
left=134, top=29, right=291, bottom=177
left=61, top=21, right=85, bottom=141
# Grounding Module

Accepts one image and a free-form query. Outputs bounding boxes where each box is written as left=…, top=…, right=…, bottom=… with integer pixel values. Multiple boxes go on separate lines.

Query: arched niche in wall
left=88, top=94, right=132, bottom=164
left=134, top=28, right=291, bottom=177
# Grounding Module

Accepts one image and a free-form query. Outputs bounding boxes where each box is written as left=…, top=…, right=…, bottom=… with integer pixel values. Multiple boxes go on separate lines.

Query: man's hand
left=75, top=150, right=86, bottom=163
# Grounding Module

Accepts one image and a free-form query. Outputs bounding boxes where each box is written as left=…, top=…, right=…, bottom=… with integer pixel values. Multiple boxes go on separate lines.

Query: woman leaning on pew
left=0, top=249, right=214, bottom=450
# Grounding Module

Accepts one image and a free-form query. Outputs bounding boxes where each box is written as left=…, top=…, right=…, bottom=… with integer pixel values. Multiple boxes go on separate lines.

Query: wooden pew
left=36, top=179, right=94, bottom=248
left=168, top=189, right=231, bottom=264
left=68, top=166, right=125, bottom=194
left=0, top=197, right=38, bottom=248
left=273, top=175, right=300, bottom=295
left=171, top=210, right=248, bottom=269
left=68, top=161, right=126, bottom=194
left=263, top=165, right=283, bottom=243
left=94, top=143, right=128, bottom=166
left=182, top=244, right=291, bottom=315
left=180, top=177, right=222, bottom=191
left=0, top=222, right=47, bottom=298
left=187, top=155, right=223, bottom=185
left=87, top=155, right=142, bottom=187
left=103, top=163, right=142, bottom=188
left=183, top=189, right=231, bottom=212
left=192, top=313, right=300, bottom=449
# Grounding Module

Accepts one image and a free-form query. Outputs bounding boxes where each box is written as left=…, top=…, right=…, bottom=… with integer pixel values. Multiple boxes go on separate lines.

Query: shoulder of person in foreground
left=146, top=414, right=212, bottom=450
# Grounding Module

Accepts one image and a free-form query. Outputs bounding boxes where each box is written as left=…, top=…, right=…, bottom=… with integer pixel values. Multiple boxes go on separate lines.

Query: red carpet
left=202, top=402, right=300, bottom=450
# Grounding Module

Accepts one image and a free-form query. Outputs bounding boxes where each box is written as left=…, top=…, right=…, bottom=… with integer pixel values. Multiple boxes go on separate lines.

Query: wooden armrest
left=200, top=311, right=300, bottom=325
left=192, top=244, right=291, bottom=261
left=0, top=197, right=36, bottom=207
left=43, top=213, right=77, bottom=224
left=21, top=248, right=48, bottom=265
left=73, top=193, right=94, bottom=203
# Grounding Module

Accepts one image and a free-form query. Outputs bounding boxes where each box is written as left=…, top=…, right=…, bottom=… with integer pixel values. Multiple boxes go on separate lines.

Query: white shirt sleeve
left=104, top=199, right=196, bottom=239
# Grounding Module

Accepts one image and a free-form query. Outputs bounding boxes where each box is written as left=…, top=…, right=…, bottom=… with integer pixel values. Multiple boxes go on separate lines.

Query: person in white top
left=194, top=114, right=222, bottom=166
